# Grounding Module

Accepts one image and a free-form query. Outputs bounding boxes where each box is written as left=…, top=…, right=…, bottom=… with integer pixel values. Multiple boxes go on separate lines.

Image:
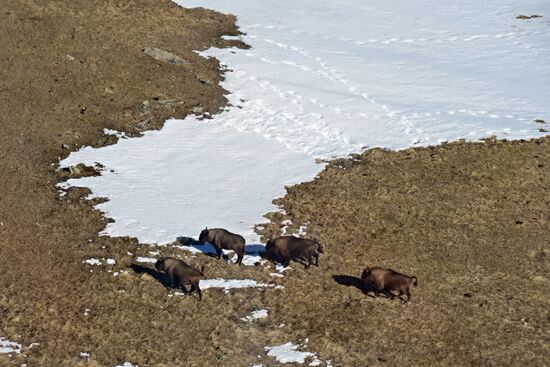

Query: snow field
left=60, top=0, right=550, bottom=246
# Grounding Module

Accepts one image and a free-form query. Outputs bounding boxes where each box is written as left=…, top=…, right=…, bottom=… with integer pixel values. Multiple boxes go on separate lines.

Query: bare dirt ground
left=1, top=1, right=549, bottom=366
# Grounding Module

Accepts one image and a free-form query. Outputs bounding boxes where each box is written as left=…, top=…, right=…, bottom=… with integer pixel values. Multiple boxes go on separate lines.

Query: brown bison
left=198, top=228, right=246, bottom=265
left=361, top=266, right=418, bottom=303
left=265, top=236, right=324, bottom=268
left=155, top=257, right=204, bottom=300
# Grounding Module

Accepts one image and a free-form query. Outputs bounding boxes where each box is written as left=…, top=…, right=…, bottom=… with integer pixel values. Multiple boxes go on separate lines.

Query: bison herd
left=153, top=227, right=417, bottom=303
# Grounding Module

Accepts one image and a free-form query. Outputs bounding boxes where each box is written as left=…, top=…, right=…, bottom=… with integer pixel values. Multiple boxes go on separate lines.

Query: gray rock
left=140, top=100, right=150, bottom=116
left=135, top=117, right=152, bottom=131
left=67, top=165, right=81, bottom=175
left=143, top=47, right=187, bottom=65
left=515, top=216, right=525, bottom=224
left=198, top=77, right=213, bottom=86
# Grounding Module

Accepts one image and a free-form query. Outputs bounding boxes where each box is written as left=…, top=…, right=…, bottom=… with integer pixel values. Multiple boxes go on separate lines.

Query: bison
left=265, top=236, right=324, bottom=268
left=155, top=257, right=204, bottom=300
left=361, top=266, right=418, bottom=303
left=198, top=228, right=246, bottom=265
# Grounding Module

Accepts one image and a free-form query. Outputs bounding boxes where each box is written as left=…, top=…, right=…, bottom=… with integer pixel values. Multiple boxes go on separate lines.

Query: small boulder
left=143, top=47, right=187, bottom=65
left=515, top=216, right=525, bottom=225
left=191, top=106, right=203, bottom=114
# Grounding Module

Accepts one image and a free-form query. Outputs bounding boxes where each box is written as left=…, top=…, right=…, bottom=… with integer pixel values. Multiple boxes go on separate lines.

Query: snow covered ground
left=264, top=340, right=330, bottom=366
left=170, top=279, right=279, bottom=295
left=265, top=343, right=315, bottom=364
left=241, top=308, right=268, bottom=322
left=59, top=0, right=549, bottom=245
left=0, top=337, right=22, bottom=355
left=82, top=258, right=116, bottom=266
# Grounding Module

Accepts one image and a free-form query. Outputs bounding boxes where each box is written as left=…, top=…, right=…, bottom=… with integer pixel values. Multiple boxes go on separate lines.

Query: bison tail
left=411, top=276, right=418, bottom=286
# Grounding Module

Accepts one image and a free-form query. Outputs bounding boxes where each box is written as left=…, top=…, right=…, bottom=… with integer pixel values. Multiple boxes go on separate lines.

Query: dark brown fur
left=198, top=227, right=246, bottom=265
left=265, top=236, right=324, bottom=268
left=155, top=257, right=204, bottom=300
left=361, top=266, right=418, bottom=303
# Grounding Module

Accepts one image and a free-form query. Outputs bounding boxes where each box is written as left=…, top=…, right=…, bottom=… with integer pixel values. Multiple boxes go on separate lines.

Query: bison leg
left=190, top=282, right=202, bottom=301
left=304, top=252, right=318, bottom=268
left=376, top=286, right=388, bottom=299
left=283, top=257, right=291, bottom=267
left=167, top=272, right=175, bottom=289
left=403, top=288, right=411, bottom=303
left=302, top=255, right=311, bottom=269
left=236, top=251, right=244, bottom=265
left=267, top=249, right=278, bottom=264
left=215, top=246, right=223, bottom=260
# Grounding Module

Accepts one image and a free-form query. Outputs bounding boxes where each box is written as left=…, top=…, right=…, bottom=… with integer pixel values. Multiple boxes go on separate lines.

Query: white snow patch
left=135, top=257, right=157, bottom=263
left=83, top=258, right=116, bottom=266
left=281, top=219, right=309, bottom=237
left=82, top=258, right=102, bottom=266
left=0, top=338, right=22, bottom=354
left=103, top=128, right=127, bottom=139
left=115, top=363, right=138, bottom=367
left=200, top=279, right=271, bottom=290
left=58, top=119, right=318, bottom=244
left=268, top=263, right=290, bottom=278
left=296, top=224, right=308, bottom=237
left=174, top=278, right=277, bottom=295
left=222, top=35, right=242, bottom=41
left=265, top=343, right=315, bottom=364
left=79, top=352, right=90, bottom=358
left=175, top=241, right=266, bottom=267
left=241, top=309, right=268, bottom=322
left=240, top=244, right=267, bottom=266
left=58, top=0, right=550, bottom=246
left=276, top=264, right=292, bottom=273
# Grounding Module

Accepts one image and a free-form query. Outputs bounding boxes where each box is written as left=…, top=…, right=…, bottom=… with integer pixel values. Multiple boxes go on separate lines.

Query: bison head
left=154, top=258, right=165, bottom=272
left=198, top=228, right=209, bottom=244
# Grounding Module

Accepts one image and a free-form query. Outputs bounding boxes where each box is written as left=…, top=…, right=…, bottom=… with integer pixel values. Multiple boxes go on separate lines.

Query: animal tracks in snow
left=59, top=0, right=549, bottom=244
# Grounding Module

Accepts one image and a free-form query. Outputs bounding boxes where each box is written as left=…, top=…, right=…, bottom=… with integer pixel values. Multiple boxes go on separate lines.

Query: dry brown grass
left=1, top=1, right=549, bottom=366
left=257, top=138, right=550, bottom=366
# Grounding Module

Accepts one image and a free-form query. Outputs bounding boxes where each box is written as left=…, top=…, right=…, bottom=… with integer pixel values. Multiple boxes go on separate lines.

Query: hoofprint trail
left=59, top=0, right=549, bottom=246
